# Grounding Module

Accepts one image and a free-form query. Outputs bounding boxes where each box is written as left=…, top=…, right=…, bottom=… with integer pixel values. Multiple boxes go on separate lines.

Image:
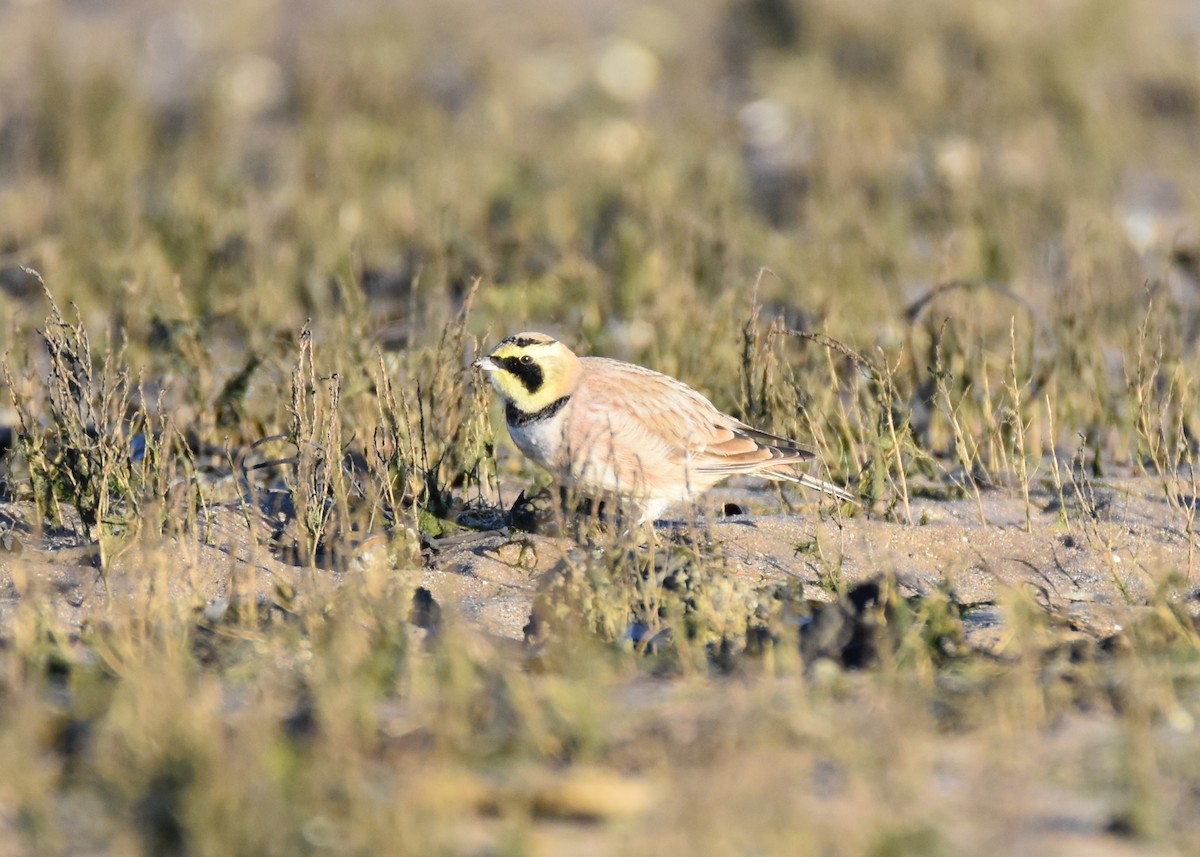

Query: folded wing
left=574, top=357, right=815, bottom=478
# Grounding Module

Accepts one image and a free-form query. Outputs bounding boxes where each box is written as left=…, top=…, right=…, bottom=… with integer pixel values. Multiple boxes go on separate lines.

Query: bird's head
left=475, top=332, right=581, bottom=412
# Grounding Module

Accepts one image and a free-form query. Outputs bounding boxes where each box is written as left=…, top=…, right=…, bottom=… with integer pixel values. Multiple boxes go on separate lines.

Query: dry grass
left=2, top=0, right=1200, bottom=853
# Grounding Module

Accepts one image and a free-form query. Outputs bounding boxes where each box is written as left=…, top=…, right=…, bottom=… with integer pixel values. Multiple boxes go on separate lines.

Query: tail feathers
left=763, top=467, right=858, bottom=504
left=797, top=473, right=858, bottom=505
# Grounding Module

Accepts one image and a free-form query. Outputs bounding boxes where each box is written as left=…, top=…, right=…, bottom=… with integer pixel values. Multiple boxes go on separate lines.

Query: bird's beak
left=474, top=356, right=498, bottom=372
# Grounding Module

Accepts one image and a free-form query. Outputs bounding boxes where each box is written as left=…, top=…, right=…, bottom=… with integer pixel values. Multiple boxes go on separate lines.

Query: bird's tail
left=797, top=472, right=858, bottom=505
left=763, top=466, right=858, bottom=504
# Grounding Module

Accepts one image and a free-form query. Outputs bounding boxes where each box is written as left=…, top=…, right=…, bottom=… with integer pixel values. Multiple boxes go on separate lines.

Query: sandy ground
left=417, top=474, right=1197, bottom=645
left=2, top=474, right=1198, bottom=855
left=1, top=473, right=1194, bottom=644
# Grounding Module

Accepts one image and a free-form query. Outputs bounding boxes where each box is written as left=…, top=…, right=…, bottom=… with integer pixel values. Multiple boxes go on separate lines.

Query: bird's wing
left=573, top=358, right=815, bottom=475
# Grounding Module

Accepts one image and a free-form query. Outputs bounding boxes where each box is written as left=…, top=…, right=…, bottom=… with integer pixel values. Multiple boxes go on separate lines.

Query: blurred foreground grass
left=2, top=0, right=1200, bottom=853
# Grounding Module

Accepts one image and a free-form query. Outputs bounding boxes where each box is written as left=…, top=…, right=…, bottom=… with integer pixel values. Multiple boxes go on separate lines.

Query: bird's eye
left=520, top=355, right=533, bottom=365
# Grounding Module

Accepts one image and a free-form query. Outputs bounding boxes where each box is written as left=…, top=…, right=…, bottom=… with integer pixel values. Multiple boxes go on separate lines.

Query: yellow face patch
left=482, top=335, right=579, bottom=413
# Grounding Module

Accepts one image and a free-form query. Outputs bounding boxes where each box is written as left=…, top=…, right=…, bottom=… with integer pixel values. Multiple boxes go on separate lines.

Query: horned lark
left=475, top=332, right=856, bottom=522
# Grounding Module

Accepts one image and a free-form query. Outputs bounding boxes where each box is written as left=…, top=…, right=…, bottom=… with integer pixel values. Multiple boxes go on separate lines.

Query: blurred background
left=0, top=0, right=1198, bottom=436
left=4, top=6, right=1200, bottom=853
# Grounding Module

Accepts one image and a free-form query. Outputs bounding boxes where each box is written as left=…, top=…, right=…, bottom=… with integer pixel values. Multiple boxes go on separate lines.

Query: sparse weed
left=2, top=1, right=1200, bottom=854
left=376, top=281, right=497, bottom=531
left=2, top=277, right=152, bottom=568
left=1130, top=297, right=1200, bottom=578
left=285, top=323, right=351, bottom=567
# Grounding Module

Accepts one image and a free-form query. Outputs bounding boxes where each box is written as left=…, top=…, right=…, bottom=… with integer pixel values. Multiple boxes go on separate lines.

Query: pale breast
left=506, top=408, right=567, bottom=471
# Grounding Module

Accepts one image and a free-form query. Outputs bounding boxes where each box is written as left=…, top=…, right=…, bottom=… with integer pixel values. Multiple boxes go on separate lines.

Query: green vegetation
left=2, top=0, right=1200, bottom=853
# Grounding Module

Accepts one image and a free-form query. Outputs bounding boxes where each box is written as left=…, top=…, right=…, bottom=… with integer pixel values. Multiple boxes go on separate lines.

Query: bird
left=475, top=331, right=856, bottom=523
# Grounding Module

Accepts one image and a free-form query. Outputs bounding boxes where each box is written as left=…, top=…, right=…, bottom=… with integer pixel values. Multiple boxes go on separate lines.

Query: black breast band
left=506, top=396, right=570, bottom=427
